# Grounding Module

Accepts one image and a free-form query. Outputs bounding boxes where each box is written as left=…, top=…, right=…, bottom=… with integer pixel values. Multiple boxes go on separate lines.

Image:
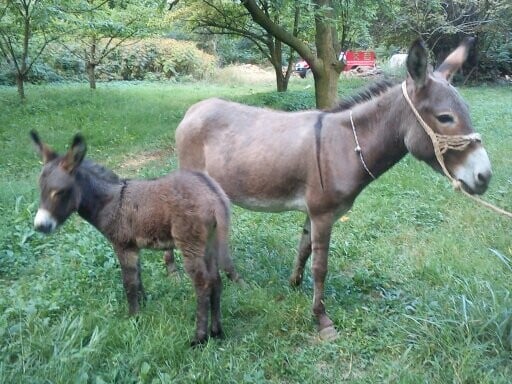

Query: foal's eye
left=436, top=114, right=455, bottom=124
left=50, top=189, right=68, bottom=199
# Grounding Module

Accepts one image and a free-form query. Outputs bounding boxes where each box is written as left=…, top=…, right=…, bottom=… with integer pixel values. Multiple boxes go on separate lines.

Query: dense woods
left=1, top=0, right=511, bottom=103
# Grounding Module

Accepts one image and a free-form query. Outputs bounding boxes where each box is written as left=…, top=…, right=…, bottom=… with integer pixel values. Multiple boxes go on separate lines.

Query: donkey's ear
left=30, top=130, right=58, bottom=164
left=406, top=39, right=429, bottom=88
left=435, top=37, right=474, bottom=82
left=61, top=134, right=87, bottom=173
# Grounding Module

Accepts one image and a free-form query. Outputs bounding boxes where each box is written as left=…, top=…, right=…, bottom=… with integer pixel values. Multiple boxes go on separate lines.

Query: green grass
left=0, top=78, right=511, bottom=383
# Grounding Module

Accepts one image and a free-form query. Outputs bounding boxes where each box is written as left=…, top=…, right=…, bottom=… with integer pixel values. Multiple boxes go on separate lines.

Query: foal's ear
left=61, top=134, right=87, bottom=173
left=30, top=130, right=58, bottom=164
left=406, top=38, right=429, bottom=89
left=435, top=37, right=474, bottom=82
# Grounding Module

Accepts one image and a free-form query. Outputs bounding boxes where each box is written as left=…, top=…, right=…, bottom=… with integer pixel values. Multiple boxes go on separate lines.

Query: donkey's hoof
left=319, top=325, right=338, bottom=341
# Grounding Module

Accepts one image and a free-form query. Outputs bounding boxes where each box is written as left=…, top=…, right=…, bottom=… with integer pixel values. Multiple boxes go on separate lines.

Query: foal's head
left=403, top=38, right=492, bottom=194
left=31, top=131, right=86, bottom=233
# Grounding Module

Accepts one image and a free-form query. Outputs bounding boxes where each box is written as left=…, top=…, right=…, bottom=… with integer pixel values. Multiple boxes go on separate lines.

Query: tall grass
left=0, top=78, right=510, bottom=383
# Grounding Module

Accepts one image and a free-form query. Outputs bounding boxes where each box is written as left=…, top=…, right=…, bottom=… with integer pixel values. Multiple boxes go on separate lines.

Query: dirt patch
left=118, top=148, right=173, bottom=173
left=213, top=64, right=275, bottom=85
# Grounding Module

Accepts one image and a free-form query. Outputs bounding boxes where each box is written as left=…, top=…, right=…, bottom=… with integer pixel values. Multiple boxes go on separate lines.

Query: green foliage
left=371, top=0, right=512, bottom=80
left=0, top=80, right=511, bottom=382
left=37, top=38, right=217, bottom=82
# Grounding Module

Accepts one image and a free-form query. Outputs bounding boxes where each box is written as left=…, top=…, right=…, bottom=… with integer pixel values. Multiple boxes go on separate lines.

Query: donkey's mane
left=80, top=159, right=121, bottom=183
left=328, top=78, right=397, bottom=113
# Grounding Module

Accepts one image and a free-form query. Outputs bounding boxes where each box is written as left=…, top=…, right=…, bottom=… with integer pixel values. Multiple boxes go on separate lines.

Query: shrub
left=35, top=38, right=216, bottom=83
left=103, top=38, right=217, bottom=81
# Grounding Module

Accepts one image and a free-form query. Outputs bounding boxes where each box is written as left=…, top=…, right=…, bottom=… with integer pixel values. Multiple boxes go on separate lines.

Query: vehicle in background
left=339, top=50, right=376, bottom=71
left=294, top=50, right=377, bottom=78
left=294, top=59, right=310, bottom=78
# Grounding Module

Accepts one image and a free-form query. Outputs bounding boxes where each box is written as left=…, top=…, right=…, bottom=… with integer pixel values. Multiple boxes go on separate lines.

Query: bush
left=99, top=38, right=217, bottom=82
left=34, top=38, right=217, bottom=83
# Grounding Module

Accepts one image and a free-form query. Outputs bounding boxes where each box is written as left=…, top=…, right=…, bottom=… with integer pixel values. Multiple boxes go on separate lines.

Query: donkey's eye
left=436, top=114, right=455, bottom=124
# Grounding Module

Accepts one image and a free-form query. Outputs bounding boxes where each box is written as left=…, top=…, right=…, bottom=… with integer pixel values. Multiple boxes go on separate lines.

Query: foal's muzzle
left=34, top=208, right=58, bottom=234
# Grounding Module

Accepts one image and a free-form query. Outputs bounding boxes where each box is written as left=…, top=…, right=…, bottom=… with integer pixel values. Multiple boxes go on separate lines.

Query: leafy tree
left=61, top=0, right=161, bottom=89
left=241, top=0, right=380, bottom=108
left=168, top=0, right=301, bottom=92
left=372, top=0, right=512, bottom=80
left=0, top=0, right=63, bottom=100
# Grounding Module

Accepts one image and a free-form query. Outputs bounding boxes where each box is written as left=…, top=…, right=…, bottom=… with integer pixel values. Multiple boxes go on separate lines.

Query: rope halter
left=401, top=81, right=512, bottom=219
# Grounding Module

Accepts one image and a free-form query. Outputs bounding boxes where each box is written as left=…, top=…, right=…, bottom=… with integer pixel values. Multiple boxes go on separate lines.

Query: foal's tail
left=214, top=198, right=244, bottom=284
left=192, top=170, right=244, bottom=284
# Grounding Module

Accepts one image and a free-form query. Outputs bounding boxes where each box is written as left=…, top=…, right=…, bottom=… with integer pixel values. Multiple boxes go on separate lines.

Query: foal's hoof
left=210, top=328, right=224, bottom=339
left=319, top=325, right=338, bottom=341
left=234, top=278, right=248, bottom=289
left=289, top=274, right=303, bottom=287
left=190, top=336, right=208, bottom=348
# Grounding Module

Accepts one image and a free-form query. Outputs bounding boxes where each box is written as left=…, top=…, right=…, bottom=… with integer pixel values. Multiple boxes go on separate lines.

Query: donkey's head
left=403, top=38, right=491, bottom=194
left=31, top=131, right=86, bottom=233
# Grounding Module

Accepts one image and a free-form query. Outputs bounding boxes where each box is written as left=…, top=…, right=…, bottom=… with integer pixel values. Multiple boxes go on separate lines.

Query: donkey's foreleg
left=115, top=247, right=143, bottom=315
left=310, top=216, right=338, bottom=341
left=290, top=216, right=312, bottom=287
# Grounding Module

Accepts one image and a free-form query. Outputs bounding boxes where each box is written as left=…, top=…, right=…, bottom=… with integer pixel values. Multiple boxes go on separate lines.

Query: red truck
left=295, top=50, right=376, bottom=78
left=339, top=50, right=376, bottom=71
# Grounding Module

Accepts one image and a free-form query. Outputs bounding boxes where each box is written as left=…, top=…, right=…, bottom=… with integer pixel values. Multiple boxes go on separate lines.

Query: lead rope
left=401, top=81, right=512, bottom=219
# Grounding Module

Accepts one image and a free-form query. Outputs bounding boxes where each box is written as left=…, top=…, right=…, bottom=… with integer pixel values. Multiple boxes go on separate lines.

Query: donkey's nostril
left=476, top=170, right=491, bottom=185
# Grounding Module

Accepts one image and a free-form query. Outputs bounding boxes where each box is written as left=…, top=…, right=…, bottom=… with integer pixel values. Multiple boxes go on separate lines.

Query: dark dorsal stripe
left=329, top=79, right=396, bottom=112
left=315, top=113, right=326, bottom=191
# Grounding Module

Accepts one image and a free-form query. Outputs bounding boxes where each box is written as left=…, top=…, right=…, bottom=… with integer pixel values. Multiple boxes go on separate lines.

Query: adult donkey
left=174, top=38, right=492, bottom=339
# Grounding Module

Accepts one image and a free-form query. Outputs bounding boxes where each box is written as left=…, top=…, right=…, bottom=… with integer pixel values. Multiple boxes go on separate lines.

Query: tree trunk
left=312, top=0, right=342, bottom=108
left=16, top=74, right=25, bottom=100
left=86, top=62, right=97, bottom=90
left=312, top=63, right=340, bottom=109
left=274, top=64, right=288, bottom=92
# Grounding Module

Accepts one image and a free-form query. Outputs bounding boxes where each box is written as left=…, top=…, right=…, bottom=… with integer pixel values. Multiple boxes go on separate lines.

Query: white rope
left=350, top=110, right=376, bottom=180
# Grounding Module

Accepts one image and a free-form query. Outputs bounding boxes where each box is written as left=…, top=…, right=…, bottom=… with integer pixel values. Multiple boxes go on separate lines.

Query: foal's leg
left=181, top=245, right=212, bottom=346
left=206, top=242, right=223, bottom=338
left=290, top=216, right=312, bottom=286
left=310, top=215, right=337, bottom=340
left=137, top=259, right=147, bottom=305
left=115, top=246, right=143, bottom=315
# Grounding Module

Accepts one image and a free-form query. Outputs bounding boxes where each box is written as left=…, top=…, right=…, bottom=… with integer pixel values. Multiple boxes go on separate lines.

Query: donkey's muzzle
left=34, top=208, right=57, bottom=234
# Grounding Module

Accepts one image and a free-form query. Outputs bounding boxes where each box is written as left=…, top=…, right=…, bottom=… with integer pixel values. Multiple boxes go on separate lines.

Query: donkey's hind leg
left=290, top=216, right=312, bottom=287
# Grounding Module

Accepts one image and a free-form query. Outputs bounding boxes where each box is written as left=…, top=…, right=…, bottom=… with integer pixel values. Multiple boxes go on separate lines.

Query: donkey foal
left=31, top=131, right=234, bottom=346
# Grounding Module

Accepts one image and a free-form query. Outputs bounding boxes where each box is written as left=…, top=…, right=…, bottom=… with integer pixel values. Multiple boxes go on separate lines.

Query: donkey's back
left=176, top=98, right=324, bottom=212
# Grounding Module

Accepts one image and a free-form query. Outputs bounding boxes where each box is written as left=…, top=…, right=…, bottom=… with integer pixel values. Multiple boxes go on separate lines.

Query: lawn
left=0, top=77, right=511, bottom=383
